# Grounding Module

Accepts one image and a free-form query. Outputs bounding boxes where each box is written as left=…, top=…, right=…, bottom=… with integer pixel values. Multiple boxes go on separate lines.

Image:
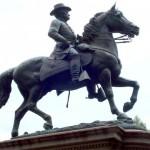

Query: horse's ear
left=110, top=3, right=116, bottom=12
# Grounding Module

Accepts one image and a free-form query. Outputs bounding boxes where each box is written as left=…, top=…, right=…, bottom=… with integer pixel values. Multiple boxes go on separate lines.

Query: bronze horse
left=0, top=5, right=139, bottom=137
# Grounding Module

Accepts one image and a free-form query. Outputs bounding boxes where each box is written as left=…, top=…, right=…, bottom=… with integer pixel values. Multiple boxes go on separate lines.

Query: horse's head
left=82, top=5, right=139, bottom=43
left=104, top=4, right=139, bottom=37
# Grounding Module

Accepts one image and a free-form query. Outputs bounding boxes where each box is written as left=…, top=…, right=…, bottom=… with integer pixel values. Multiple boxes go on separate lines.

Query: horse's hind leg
left=30, top=106, right=53, bottom=130
left=112, top=77, right=139, bottom=112
left=12, top=99, right=28, bottom=137
left=11, top=84, right=29, bottom=137
left=25, top=86, right=53, bottom=130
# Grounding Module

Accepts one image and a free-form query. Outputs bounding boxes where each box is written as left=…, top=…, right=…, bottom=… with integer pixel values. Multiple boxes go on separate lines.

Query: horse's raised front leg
left=112, top=77, right=139, bottom=112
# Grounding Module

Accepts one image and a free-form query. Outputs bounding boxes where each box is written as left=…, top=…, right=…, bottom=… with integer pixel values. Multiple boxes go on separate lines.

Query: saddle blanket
left=40, top=53, right=92, bottom=81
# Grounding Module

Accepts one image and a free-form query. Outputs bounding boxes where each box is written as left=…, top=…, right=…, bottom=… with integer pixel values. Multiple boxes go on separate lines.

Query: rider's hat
left=50, top=3, right=71, bottom=16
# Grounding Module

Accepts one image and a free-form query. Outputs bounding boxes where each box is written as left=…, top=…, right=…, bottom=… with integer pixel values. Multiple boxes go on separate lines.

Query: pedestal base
left=0, top=124, right=150, bottom=150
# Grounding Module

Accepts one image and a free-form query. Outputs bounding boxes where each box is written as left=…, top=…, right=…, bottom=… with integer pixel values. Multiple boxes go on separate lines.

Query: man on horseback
left=0, top=4, right=139, bottom=137
left=48, top=3, right=81, bottom=83
left=48, top=3, right=106, bottom=100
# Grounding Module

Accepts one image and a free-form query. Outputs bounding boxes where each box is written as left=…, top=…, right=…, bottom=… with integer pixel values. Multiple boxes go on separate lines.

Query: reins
left=114, top=34, right=132, bottom=43
left=91, top=32, right=132, bottom=44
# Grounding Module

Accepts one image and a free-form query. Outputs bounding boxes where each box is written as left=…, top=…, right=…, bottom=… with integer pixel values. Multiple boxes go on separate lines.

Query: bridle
left=92, top=32, right=132, bottom=44
left=114, top=34, right=132, bottom=43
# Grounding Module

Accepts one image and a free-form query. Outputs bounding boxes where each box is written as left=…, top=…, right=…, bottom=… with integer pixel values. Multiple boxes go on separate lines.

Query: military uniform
left=48, top=17, right=81, bottom=81
left=48, top=3, right=105, bottom=99
left=49, top=18, right=78, bottom=59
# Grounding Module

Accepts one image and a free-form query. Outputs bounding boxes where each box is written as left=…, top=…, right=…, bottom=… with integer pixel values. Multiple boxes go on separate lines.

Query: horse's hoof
left=43, top=122, right=53, bottom=130
left=117, top=113, right=133, bottom=123
left=123, top=102, right=133, bottom=112
left=11, top=131, right=18, bottom=138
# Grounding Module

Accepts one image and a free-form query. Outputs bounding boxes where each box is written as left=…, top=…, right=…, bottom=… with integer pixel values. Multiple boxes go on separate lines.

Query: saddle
left=40, top=52, right=93, bottom=81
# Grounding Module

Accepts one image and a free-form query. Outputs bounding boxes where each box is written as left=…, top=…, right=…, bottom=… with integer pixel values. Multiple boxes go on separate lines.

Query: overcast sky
left=0, top=0, right=150, bottom=140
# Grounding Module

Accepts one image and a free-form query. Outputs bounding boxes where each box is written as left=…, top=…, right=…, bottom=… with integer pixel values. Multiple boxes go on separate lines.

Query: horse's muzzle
left=134, top=26, right=139, bottom=36
left=129, top=25, right=139, bottom=37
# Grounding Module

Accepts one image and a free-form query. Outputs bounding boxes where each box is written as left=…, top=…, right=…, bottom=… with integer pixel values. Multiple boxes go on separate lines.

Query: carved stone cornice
left=0, top=125, right=150, bottom=150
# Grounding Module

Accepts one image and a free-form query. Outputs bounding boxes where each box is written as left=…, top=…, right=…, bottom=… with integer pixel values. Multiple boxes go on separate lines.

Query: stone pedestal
left=0, top=125, right=150, bottom=150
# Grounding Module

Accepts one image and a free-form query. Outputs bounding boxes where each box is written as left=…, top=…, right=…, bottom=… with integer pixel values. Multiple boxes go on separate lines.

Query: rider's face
left=57, top=9, right=70, bottom=21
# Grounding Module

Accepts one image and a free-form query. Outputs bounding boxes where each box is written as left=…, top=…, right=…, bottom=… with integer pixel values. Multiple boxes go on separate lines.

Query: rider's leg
left=67, top=47, right=81, bottom=82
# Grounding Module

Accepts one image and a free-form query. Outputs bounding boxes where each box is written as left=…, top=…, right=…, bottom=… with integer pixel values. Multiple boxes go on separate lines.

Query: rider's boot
left=70, top=55, right=81, bottom=84
left=87, top=84, right=106, bottom=102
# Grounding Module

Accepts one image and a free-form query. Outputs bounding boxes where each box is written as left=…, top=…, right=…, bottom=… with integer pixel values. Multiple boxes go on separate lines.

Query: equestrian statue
left=0, top=4, right=139, bottom=137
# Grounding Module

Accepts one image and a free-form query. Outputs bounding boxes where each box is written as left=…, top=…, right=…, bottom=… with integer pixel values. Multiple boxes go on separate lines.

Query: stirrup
left=79, top=70, right=90, bottom=81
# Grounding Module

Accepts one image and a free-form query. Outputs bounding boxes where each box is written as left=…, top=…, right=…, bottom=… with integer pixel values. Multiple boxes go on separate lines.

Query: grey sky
left=0, top=0, right=149, bottom=140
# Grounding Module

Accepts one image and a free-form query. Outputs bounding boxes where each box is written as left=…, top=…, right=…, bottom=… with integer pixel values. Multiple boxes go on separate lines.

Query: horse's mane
left=82, top=12, right=104, bottom=43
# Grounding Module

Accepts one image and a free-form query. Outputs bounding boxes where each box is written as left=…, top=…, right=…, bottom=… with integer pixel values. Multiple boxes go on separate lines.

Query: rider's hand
left=60, top=41, right=70, bottom=49
left=63, top=41, right=71, bottom=49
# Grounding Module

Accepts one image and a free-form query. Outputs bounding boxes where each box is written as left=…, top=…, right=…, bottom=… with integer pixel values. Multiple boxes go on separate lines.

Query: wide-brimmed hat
left=50, top=3, right=71, bottom=16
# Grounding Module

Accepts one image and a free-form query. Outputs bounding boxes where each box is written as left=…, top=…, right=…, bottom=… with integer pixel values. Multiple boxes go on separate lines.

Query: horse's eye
left=115, top=11, right=122, bottom=17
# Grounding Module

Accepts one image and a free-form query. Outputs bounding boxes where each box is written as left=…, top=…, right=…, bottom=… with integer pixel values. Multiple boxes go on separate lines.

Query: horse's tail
left=0, top=68, right=14, bottom=108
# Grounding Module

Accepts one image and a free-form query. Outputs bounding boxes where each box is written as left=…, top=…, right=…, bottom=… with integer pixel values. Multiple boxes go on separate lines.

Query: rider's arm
left=48, top=19, right=69, bottom=45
